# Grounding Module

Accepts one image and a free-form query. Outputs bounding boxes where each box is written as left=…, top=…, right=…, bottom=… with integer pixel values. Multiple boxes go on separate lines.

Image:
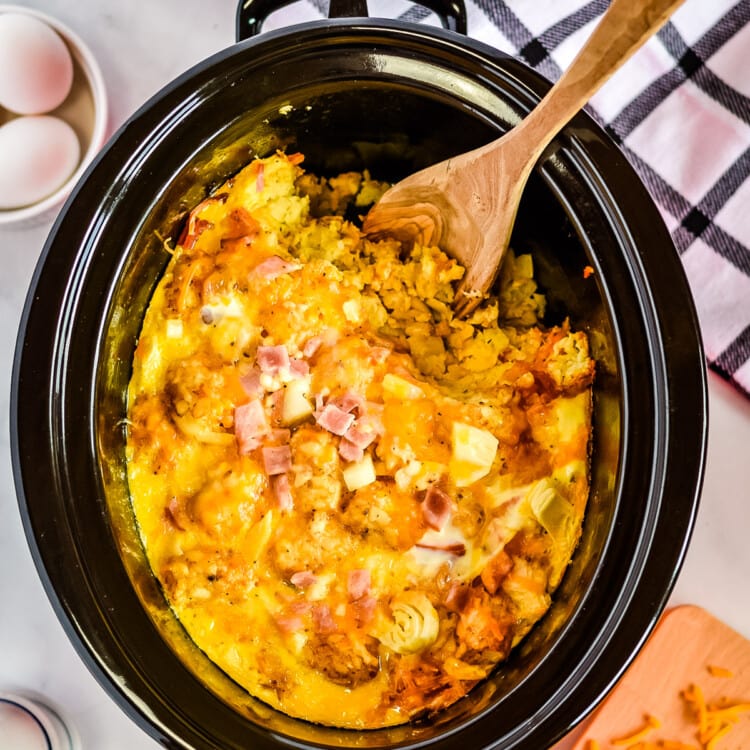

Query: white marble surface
left=0, top=2, right=749, bottom=748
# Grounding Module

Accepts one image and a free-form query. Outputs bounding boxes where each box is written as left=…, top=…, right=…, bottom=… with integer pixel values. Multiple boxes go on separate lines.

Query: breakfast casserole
left=126, top=151, right=595, bottom=728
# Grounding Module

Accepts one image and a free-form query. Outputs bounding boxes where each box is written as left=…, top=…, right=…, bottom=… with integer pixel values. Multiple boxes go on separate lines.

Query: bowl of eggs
left=0, top=5, right=107, bottom=225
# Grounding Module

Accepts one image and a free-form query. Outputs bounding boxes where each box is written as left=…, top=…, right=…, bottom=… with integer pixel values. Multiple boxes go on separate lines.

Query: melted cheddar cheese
left=126, top=152, right=595, bottom=728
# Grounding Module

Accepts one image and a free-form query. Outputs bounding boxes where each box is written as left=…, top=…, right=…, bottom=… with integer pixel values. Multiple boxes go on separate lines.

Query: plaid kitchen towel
left=269, top=0, right=750, bottom=397
left=462, top=0, right=750, bottom=399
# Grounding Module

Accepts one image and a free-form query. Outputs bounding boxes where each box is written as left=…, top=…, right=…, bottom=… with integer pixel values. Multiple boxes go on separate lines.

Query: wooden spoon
left=363, top=0, right=685, bottom=316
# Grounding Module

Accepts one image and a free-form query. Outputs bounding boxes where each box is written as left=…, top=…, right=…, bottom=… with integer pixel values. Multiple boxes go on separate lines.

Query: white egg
left=0, top=13, right=74, bottom=115
left=0, top=116, right=81, bottom=209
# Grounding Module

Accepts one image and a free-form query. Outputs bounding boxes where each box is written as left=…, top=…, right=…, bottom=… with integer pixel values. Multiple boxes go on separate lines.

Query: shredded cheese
left=683, top=682, right=750, bottom=747
left=586, top=676, right=750, bottom=750
left=612, top=714, right=661, bottom=745
left=154, top=229, right=175, bottom=255
left=706, top=665, right=734, bottom=679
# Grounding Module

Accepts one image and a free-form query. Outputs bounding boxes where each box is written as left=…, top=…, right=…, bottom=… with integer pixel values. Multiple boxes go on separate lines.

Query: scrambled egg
left=126, top=152, right=595, bottom=729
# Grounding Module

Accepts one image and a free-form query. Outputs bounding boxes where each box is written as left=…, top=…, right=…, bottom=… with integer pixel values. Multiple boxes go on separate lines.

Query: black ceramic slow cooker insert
left=11, top=1, right=707, bottom=748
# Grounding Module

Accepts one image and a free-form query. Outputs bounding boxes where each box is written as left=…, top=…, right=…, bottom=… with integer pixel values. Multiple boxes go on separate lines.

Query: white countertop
left=1, top=1, right=749, bottom=748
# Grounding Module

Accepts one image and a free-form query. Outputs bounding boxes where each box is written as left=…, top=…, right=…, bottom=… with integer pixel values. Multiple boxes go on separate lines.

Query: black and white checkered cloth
left=463, top=0, right=750, bottom=398
left=271, top=0, right=750, bottom=397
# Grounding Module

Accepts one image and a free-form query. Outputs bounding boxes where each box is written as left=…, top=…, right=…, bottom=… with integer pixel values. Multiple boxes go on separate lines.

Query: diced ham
left=303, top=336, right=323, bottom=358
left=351, top=595, right=377, bottom=627
left=344, top=421, right=377, bottom=450
left=267, top=388, right=285, bottom=425
left=315, top=403, right=355, bottom=436
left=273, top=613, right=304, bottom=634
left=252, top=255, right=302, bottom=280
left=347, top=569, right=371, bottom=600
left=268, top=428, right=291, bottom=444
left=271, top=473, right=294, bottom=510
left=240, top=368, right=263, bottom=398
left=290, top=571, right=317, bottom=589
left=312, top=604, right=337, bottom=634
left=415, top=541, right=467, bottom=557
left=265, top=388, right=284, bottom=425
left=220, top=234, right=255, bottom=250
left=234, top=399, right=269, bottom=454
left=289, top=599, right=313, bottom=615
left=422, top=485, right=454, bottom=531
left=338, top=438, right=364, bottom=463
left=289, top=358, right=309, bottom=378
left=257, top=344, right=290, bottom=374
left=331, top=391, right=363, bottom=414
left=165, top=497, right=185, bottom=531
left=224, top=207, right=260, bottom=241
left=263, top=445, right=292, bottom=476
left=444, top=581, right=471, bottom=613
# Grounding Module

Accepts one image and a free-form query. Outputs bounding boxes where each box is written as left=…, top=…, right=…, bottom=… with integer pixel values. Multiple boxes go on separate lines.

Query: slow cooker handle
left=236, top=0, right=468, bottom=40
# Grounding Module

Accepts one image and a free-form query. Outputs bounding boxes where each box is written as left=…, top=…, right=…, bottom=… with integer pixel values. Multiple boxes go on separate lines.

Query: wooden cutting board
left=572, top=605, right=750, bottom=749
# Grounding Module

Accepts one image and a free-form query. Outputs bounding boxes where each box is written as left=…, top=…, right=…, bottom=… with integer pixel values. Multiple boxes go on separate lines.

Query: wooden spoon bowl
left=363, top=0, right=686, bottom=316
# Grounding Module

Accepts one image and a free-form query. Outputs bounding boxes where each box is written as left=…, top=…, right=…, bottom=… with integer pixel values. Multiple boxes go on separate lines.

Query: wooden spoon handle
left=517, top=0, right=686, bottom=164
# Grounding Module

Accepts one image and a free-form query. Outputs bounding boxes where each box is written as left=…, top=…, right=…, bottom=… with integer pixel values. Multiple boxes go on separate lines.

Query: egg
left=0, top=13, right=74, bottom=115
left=0, top=116, right=80, bottom=209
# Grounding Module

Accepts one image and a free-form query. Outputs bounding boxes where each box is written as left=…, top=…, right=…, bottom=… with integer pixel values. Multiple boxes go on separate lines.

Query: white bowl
left=0, top=693, right=81, bottom=750
left=0, top=5, right=108, bottom=226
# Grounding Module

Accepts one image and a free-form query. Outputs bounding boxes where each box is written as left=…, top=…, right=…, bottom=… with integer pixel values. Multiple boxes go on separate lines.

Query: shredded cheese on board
left=585, top=668, right=750, bottom=750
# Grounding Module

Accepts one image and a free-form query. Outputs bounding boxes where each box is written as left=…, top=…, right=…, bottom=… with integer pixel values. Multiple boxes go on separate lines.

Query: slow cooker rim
left=11, top=19, right=707, bottom=750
